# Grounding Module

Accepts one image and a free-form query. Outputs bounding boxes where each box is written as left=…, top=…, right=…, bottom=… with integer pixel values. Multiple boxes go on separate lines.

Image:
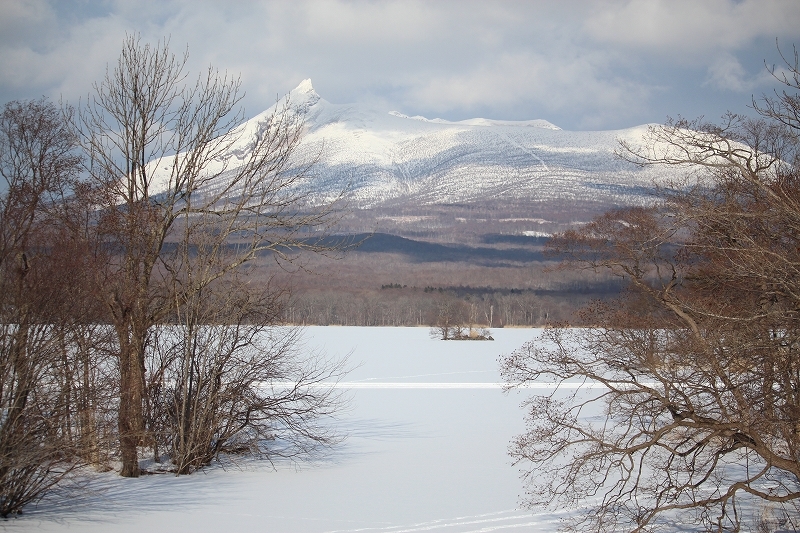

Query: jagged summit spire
left=289, top=78, right=320, bottom=108
left=294, top=78, right=314, bottom=93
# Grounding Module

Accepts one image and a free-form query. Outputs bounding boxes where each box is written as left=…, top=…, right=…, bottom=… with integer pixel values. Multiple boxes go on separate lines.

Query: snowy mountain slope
left=282, top=79, right=666, bottom=209
left=147, top=79, right=670, bottom=212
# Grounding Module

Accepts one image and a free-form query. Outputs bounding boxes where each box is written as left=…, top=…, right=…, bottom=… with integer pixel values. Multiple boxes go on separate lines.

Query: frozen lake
left=4, top=326, right=572, bottom=533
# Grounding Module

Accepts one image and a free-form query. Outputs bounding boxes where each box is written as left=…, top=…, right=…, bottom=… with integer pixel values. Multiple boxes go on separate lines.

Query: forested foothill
left=262, top=227, right=624, bottom=328
left=502, top=47, right=800, bottom=532
left=0, top=36, right=346, bottom=516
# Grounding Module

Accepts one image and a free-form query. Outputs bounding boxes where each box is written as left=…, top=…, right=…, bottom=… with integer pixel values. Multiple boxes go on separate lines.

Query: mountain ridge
left=276, top=79, right=666, bottom=211
left=148, top=79, right=671, bottom=236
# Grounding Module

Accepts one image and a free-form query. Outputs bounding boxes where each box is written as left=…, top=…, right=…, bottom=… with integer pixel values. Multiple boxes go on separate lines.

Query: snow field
left=5, top=326, right=577, bottom=533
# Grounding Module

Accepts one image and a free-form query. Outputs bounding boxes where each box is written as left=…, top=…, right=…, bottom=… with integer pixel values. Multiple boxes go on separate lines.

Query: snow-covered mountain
left=148, top=79, right=670, bottom=225
left=265, top=79, right=667, bottom=210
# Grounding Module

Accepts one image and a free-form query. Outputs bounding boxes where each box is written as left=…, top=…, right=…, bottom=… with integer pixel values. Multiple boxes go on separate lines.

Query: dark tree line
left=284, top=288, right=588, bottom=328
left=0, top=36, right=345, bottom=516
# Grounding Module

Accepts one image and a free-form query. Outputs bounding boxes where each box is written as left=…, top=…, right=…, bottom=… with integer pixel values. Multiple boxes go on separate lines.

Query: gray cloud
left=703, top=52, right=777, bottom=93
left=0, top=0, right=798, bottom=130
left=584, top=0, right=799, bottom=59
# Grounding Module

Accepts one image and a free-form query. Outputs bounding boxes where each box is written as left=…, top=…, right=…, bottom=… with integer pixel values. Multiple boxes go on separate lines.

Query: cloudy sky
left=1, top=0, right=799, bottom=131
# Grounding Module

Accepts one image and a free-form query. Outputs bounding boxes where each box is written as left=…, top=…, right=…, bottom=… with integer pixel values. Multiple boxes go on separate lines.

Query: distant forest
left=264, top=231, right=623, bottom=327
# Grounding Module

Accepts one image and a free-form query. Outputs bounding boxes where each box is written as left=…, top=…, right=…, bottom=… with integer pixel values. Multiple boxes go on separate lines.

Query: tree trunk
left=116, top=321, right=146, bottom=478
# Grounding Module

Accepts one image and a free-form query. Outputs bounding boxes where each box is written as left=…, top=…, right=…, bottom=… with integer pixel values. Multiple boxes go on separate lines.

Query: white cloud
left=704, top=54, right=750, bottom=92
left=0, top=0, right=799, bottom=129
left=402, top=51, right=651, bottom=129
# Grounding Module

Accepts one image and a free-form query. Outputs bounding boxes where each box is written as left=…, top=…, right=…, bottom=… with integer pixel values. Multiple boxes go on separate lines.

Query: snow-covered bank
left=3, top=326, right=568, bottom=533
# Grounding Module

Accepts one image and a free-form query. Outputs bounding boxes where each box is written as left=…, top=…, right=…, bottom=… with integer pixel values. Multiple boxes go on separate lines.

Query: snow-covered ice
left=3, top=326, right=578, bottom=533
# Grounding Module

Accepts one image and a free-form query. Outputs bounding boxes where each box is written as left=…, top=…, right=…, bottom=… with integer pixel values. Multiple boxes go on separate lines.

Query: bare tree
left=77, top=35, right=344, bottom=477
left=502, top=47, right=800, bottom=532
left=153, top=315, right=345, bottom=474
left=143, top=211, right=345, bottom=475
left=429, top=298, right=469, bottom=340
left=0, top=99, right=83, bottom=516
left=429, top=297, right=492, bottom=340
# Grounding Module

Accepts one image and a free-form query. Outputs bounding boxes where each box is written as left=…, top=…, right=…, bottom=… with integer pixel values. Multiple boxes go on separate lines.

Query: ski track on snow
left=322, top=509, right=565, bottom=533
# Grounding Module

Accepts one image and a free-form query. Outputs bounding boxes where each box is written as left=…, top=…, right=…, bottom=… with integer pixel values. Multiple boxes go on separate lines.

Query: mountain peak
left=289, top=78, right=320, bottom=108
left=294, top=78, right=314, bottom=93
